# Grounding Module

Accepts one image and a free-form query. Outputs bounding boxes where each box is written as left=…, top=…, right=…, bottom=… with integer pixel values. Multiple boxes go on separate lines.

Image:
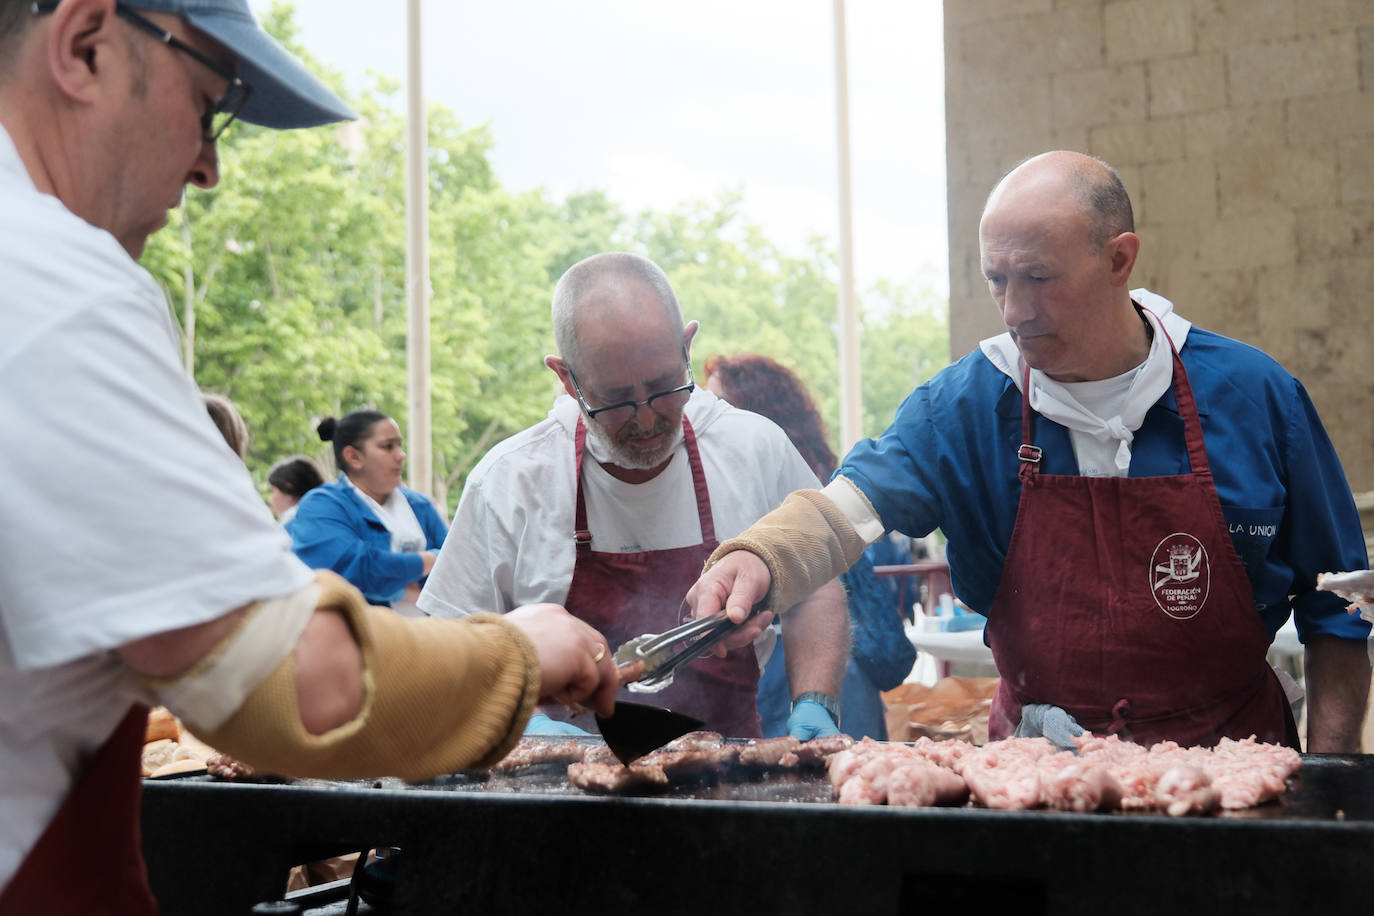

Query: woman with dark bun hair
left=288, top=410, right=448, bottom=610
left=266, top=455, right=326, bottom=526
left=704, top=353, right=916, bottom=739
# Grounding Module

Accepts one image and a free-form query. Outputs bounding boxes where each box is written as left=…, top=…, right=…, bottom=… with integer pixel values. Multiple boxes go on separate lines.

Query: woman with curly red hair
left=704, top=353, right=916, bottom=739
left=702, top=354, right=837, bottom=480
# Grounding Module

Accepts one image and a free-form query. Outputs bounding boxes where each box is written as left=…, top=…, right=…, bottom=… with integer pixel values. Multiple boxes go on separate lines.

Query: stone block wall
left=944, top=0, right=1374, bottom=492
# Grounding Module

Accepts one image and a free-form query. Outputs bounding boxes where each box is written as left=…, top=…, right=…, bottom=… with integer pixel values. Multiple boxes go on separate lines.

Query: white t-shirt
left=417, top=388, right=821, bottom=617
left=0, top=125, right=313, bottom=887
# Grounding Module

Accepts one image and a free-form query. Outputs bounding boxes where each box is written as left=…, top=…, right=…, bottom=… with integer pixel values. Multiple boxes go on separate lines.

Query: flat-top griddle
left=142, top=750, right=1374, bottom=915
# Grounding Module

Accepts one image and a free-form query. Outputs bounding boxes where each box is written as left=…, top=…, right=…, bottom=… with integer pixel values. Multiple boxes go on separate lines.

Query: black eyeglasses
left=567, top=350, right=695, bottom=426
left=31, top=2, right=251, bottom=141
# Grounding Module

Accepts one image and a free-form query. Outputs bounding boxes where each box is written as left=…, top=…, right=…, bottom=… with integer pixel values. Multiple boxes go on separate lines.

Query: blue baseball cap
left=128, top=0, right=356, bottom=128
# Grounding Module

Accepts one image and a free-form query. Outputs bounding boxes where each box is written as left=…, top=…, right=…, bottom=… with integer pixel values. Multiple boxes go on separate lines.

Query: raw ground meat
left=1036, top=756, right=1124, bottom=813
left=829, top=733, right=1299, bottom=816
left=1154, top=765, right=1219, bottom=817
left=910, top=735, right=974, bottom=770
left=1205, top=736, right=1301, bottom=808
left=886, top=759, right=968, bottom=808
left=836, top=755, right=906, bottom=805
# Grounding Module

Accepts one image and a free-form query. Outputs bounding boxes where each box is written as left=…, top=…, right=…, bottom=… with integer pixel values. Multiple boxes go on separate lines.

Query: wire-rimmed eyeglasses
left=31, top=2, right=251, bottom=141
left=567, top=349, right=695, bottom=427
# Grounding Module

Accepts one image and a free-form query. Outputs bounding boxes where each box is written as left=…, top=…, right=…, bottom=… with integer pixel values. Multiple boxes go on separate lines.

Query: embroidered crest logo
left=1150, top=532, right=1209, bottom=620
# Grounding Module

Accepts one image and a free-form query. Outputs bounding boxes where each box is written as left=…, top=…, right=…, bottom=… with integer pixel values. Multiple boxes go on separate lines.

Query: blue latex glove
left=1013, top=703, right=1085, bottom=750
left=787, top=700, right=841, bottom=741
left=524, top=712, right=590, bottom=736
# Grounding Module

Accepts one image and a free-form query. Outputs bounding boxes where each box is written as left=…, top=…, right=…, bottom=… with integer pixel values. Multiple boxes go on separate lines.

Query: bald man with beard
left=419, top=251, right=851, bottom=741
left=687, top=151, right=1371, bottom=753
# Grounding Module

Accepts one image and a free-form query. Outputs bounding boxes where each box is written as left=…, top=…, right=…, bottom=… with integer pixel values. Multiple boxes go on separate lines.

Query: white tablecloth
left=906, top=627, right=994, bottom=664
left=904, top=618, right=996, bottom=685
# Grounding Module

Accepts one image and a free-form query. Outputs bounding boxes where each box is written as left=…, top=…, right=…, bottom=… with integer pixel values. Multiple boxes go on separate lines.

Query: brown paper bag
left=882, top=676, right=998, bottom=744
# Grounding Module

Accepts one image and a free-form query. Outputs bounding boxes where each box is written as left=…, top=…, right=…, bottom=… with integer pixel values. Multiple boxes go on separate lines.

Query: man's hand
left=505, top=604, right=618, bottom=718
left=686, top=550, right=775, bottom=658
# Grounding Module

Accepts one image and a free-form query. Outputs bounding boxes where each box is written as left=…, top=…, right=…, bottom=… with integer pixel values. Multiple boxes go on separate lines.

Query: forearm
left=292, top=608, right=365, bottom=734
left=131, top=573, right=540, bottom=779
left=779, top=579, right=850, bottom=699
left=709, top=479, right=879, bottom=616
left=118, top=604, right=251, bottom=678
left=121, top=594, right=365, bottom=736
left=1304, top=635, right=1372, bottom=753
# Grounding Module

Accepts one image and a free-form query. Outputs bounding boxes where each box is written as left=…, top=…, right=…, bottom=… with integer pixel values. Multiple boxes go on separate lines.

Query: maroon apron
left=0, top=703, right=158, bottom=915
left=985, top=325, right=1298, bottom=749
left=559, top=416, right=761, bottom=737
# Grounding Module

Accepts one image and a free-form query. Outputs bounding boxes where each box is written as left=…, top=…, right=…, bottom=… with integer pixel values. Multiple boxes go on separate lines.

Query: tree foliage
left=143, top=3, right=950, bottom=515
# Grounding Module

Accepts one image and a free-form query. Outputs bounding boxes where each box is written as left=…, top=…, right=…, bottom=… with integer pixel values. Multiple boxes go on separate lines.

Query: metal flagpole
left=833, top=0, right=862, bottom=451
left=405, top=0, right=433, bottom=495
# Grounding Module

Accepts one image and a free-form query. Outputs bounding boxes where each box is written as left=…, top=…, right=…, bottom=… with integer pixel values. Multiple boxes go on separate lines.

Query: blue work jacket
left=840, top=326, right=1370, bottom=644
left=289, top=478, right=448, bottom=604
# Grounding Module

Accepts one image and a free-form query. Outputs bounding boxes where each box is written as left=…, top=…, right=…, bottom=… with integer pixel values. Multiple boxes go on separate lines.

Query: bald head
left=978, top=151, right=1145, bottom=381
left=551, top=252, right=685, bottom=373
left=985, top=151, right=1133, bottom=251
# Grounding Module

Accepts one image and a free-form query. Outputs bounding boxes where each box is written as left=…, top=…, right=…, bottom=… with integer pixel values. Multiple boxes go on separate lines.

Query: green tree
left=141, top=3, right=950, bottom=516
left=859, top=278, right=950, bottom=438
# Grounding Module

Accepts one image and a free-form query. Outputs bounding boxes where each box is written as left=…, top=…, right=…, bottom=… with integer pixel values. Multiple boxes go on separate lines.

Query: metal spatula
left=595, top=700, right=703, bottom=765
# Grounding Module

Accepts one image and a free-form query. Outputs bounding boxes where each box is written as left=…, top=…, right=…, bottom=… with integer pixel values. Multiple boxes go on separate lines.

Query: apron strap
left=573, top=420, right=593, bottom=550
left=1017, top=365, right=1041, bottom=482
left=680, top=416, right=716, bottom=543
left=1148, top=311, right=1212, bottom=476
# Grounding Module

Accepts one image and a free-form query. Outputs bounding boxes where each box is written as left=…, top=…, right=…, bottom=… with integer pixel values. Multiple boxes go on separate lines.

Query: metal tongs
left=614, top=609, right=747, bottom=693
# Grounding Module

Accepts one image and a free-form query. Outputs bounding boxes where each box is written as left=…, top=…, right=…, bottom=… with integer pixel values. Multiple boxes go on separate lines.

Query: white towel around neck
left=342, top=472, right=425, bottom=549
left=978, top=289, right=1193, bottom=477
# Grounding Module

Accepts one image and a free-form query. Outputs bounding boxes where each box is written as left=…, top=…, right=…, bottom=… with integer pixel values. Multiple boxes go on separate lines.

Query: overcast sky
left=252, top=1, right=948, bottom=294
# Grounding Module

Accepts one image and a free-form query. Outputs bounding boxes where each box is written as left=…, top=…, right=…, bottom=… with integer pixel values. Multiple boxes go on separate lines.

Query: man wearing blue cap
left=0, top=2, right=621, bottom=910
